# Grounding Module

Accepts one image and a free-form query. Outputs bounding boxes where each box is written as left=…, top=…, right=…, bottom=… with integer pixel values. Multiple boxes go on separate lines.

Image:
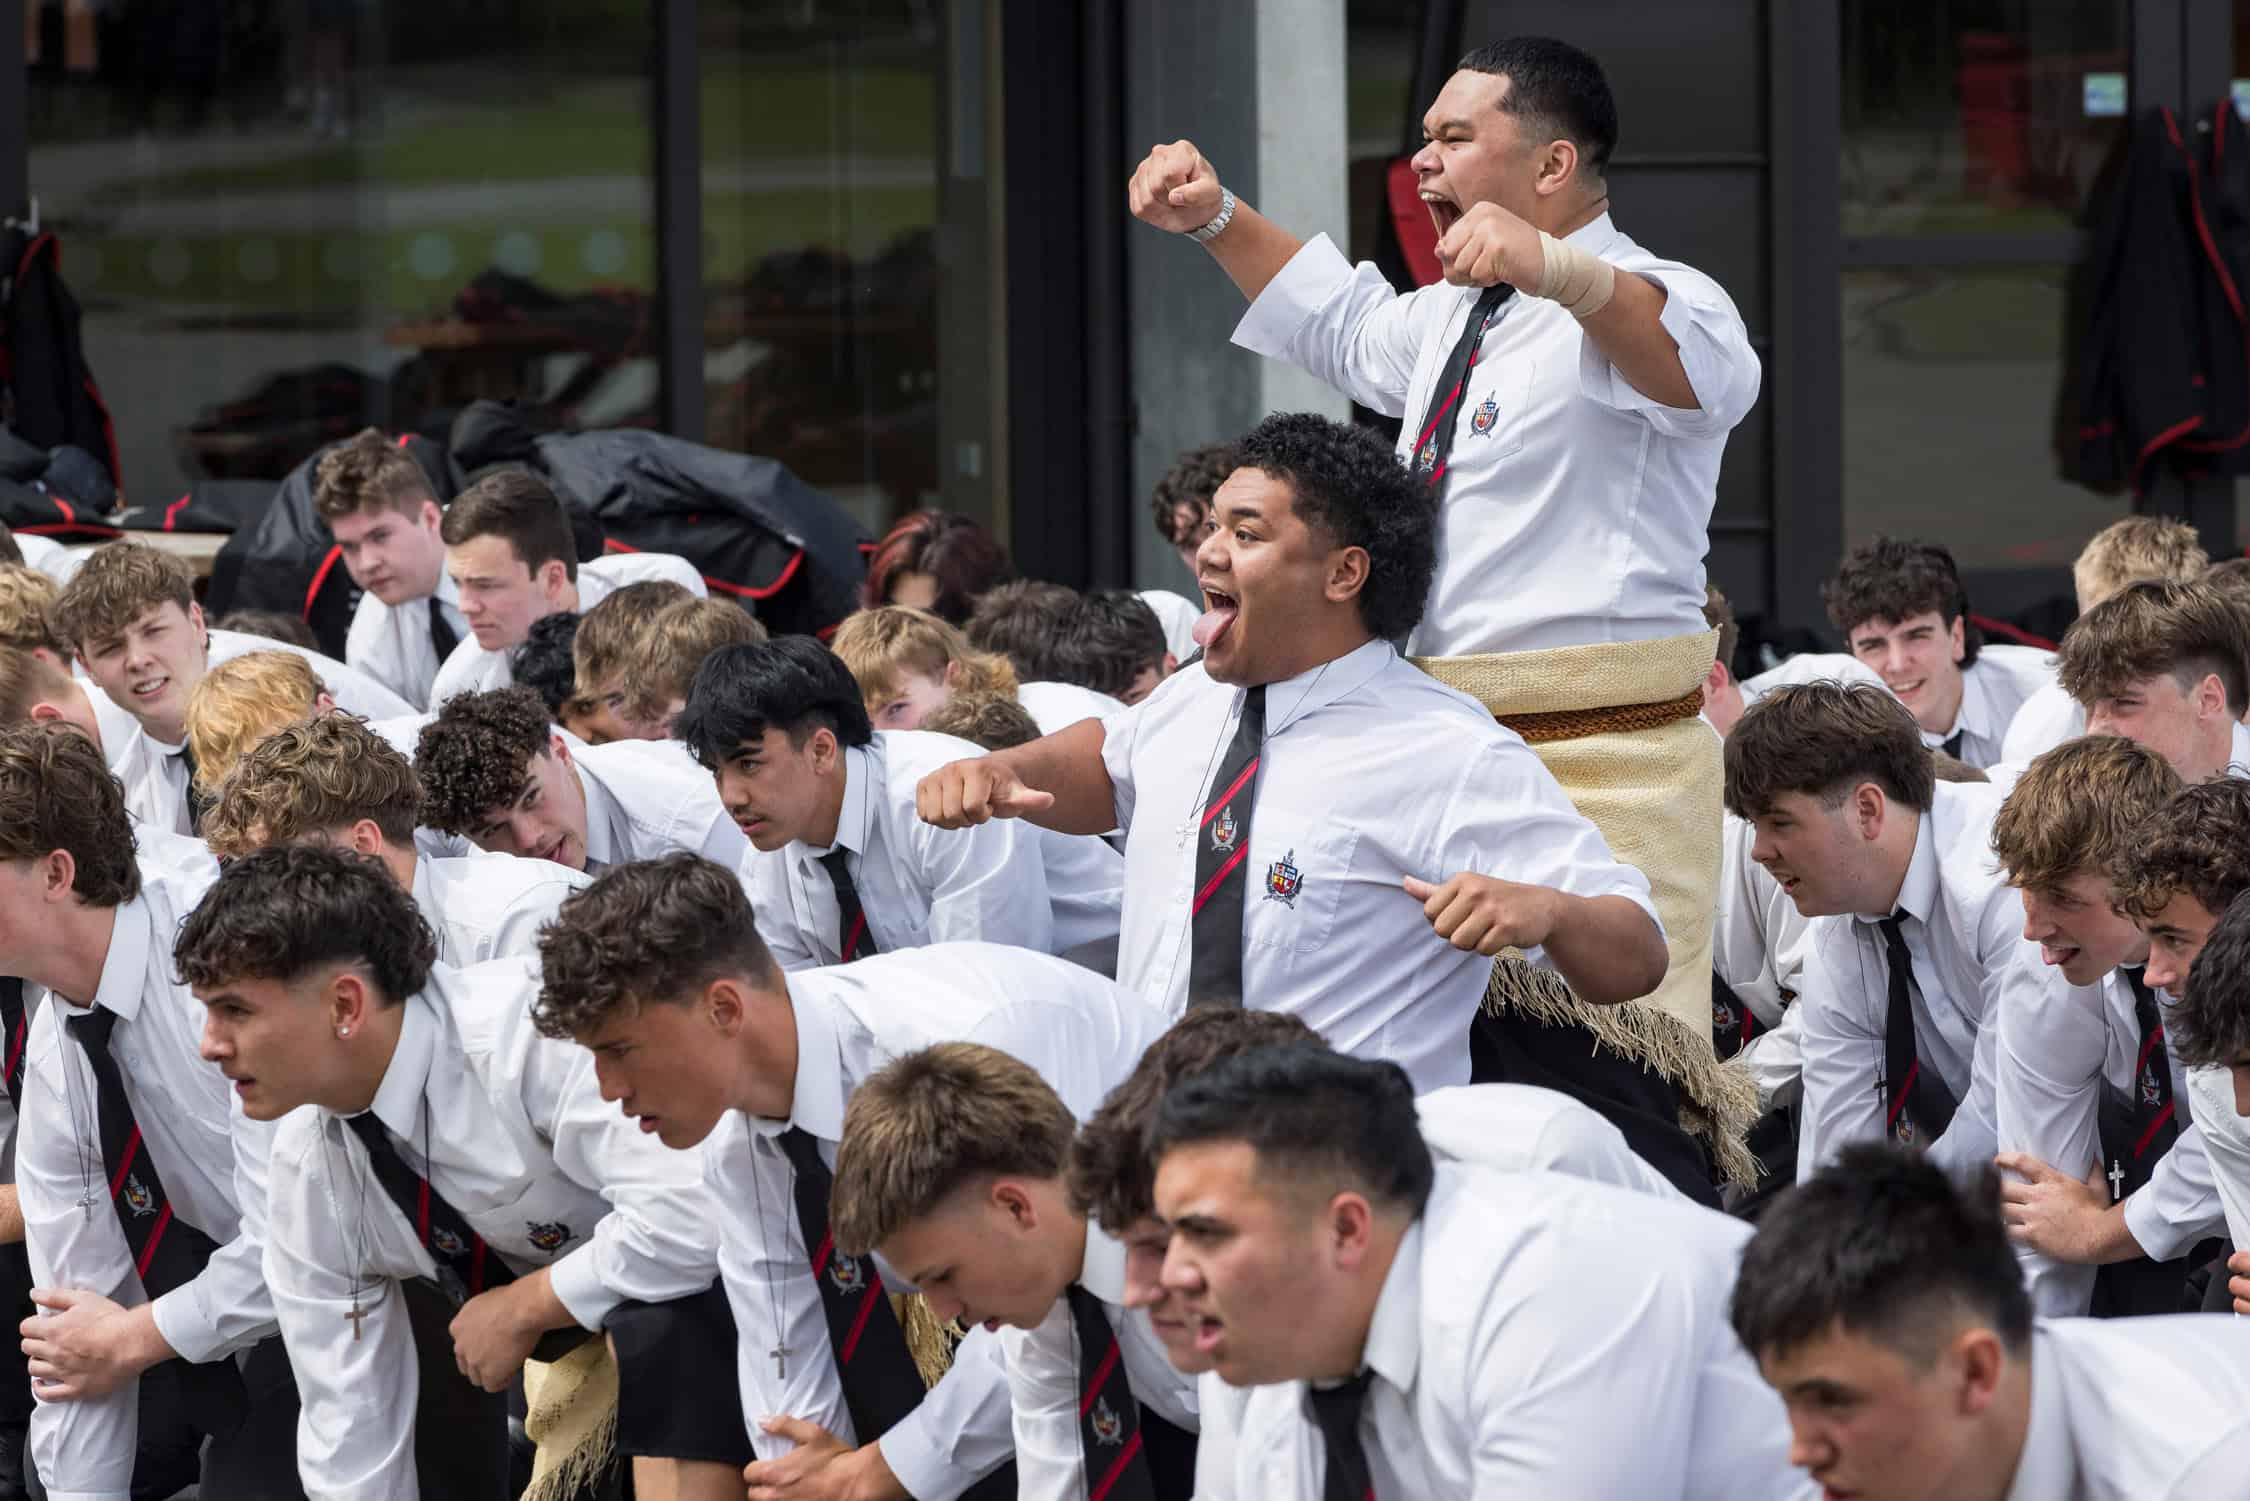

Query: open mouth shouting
left=1421, top=188, right=1463, bottom=238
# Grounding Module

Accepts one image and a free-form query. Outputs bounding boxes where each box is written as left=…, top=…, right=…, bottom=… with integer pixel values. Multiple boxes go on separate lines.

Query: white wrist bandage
left=1534, top=230, right=1617, bottom=319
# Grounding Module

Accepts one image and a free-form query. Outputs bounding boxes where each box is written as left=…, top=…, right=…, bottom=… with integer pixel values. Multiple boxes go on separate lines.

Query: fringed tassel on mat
left=1486, top=956, right=1763, bottom=1189
left=521, top=1338, right=619, bottom=1501
left=898, top=1292, right=957, bottom=1391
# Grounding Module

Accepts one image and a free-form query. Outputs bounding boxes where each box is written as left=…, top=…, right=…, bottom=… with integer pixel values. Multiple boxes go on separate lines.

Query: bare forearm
left=1542, top=894, right=1668, bottom=1007
left=1574, top=270, right=1697, bottom=410
left=1200, top=201, right=1305, bottom=304
left=0, top=1185, right=21, bottom=1245
left=992, top=719, right=1119, bottom=836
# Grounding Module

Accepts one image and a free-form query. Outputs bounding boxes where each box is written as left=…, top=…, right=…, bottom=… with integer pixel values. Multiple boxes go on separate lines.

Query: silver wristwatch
left=1187, top=187, right=1237, bottom=243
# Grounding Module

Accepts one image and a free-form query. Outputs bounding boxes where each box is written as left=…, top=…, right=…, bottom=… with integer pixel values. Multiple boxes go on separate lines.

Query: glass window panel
left=1842, top=1, right=2128, bottom=237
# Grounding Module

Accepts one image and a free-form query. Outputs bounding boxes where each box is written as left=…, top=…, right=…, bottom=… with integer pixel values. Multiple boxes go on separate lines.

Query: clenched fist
left=1435, top=201, right=1542, bottom=290
left=1128, top=139, right=1226, bottom=233
left=915, top=756, right=1056, bottom=829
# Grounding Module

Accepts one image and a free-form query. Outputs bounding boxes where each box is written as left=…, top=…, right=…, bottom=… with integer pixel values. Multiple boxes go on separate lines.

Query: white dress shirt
left=571, top=736, right=750, bottom=874
left=702, top=943, right=1170, bottom=1499
left=1994, top=959, right=2201, bottom=1313
left=1738, top=651, right=1885, bottom=706
left=1919, top=648, right=2054, bottom=770
left=19, top=533, right=81, bottom=586
left=1196, top=1166, right=1807, bottom=1501
left=2002, top=679, right=2086, bottom=764
left=999, top=1227, right=1200, bottom=1501
left=743, top=731, right=1060, bottom=969
left=263, top=960, right=720, bottom=1500
left=1716, top=812, right=1816, bottom=1108
left=1016, top=680, right=1127, bottom=737
left=207, top=626, right=416, bottom=722
left=1137, top=589, right=1200, bottom=662
left=1101, top=641, right=1657, bottom=1091
left=17, top=854, right=283, bottom=1501
left=2004, top=1317, right=2250, bottom=1500
left=346, top=571, right=470, bottom=711
left=410, top=850, right=587, bottom=967
left=1796, top=781, right=2019, bottom=1179
left=1233, top=219, right=1760, bottom=657
left=2188, top=1064, right=2250, bottom=1252
left=426, top=551, right=707, bottom=708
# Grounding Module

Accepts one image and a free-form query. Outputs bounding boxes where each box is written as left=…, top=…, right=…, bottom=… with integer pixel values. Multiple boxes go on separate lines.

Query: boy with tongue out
left=917, top=412, right=1677, bottom=1175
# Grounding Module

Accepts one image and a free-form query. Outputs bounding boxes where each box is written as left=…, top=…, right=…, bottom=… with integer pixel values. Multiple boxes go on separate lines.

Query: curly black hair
left=1149, top=441, right=1238, bottom=546
left=413, top=685, right=554, bottom=836
left=174, top=843, right=436, bottom=1005
left=511, top=612, right=583, bottom=719
left=1823, top=536, right=1983, bottom=667
left=1231, top=413, right=1438, bottom=643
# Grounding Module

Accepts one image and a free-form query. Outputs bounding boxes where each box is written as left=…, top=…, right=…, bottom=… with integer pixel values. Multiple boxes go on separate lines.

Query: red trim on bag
left=303, top=544, right=346, bottom=621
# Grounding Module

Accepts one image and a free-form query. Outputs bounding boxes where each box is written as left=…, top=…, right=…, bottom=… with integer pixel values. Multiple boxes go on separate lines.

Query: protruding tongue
left=1193, top=606, right=1235, bottom=649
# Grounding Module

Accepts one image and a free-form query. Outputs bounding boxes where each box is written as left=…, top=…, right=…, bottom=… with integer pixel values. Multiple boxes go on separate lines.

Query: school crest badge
left=1892, top=1116, right=1918, bottom=1147
left=828, top=1252, right=867, bottom=1295
left=1264, top=850, right=1302, bottom=907
left=2141, top=1064, right=2165, bottom=1109
left=1210, top=805, right=1239, bottom=854
left=1414, top=436, right=1438, bottom=473
left=1089, top=1396, right=1125, bottom=1445
left=1469, top=394, right=1500, bottom=435
left=122, top=1174, right=155, bottom=1218
left=431, top=1226, right=469, bottom=1258
left=526, top=1220, right=572, bottom=1254
left=1712, top=1001, right=1739, bottom=1036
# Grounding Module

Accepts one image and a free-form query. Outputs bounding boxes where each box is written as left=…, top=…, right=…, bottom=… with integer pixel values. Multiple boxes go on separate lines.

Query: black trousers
left=607, top=1284, right=755, bottom=1465
left=1469, top=1006, right=1723, bottom=1208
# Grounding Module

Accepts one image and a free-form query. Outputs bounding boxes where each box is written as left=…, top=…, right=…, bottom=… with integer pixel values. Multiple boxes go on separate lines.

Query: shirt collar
left=1564, top=210, right=1622, bottom=257
left=365, top=990, right=438, bottom=1137
left=2003, top=1329, right=2076, bottom=1501
left=1858, top=808, right=1938, bottom=928
left=1258, top=639, right=1395, bottom=731
left=1360, top=1217, right=1424, bottom=1394
left=802, top=743, right=876, bottom=860
left=782, top=971, right=849, bottom=1143
left=80, top=894, right=152, bottom=1020
left=1935, top=659, right=2000, bottom=745
left=1078, top=1222, right=1127, bottom=1304
left=575, top=755, right=622, bottom=870
left=2229, top=721, right=2250, bottom=779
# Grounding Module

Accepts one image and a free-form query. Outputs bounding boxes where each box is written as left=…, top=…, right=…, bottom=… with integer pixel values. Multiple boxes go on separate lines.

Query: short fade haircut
left=1233, top=412, right=1439, bottom=644
left=1730, top=1145, right=2032, bottom=1365
left=1824, top=537, right=1982, bottom=667
left=676, top=636, right=874, bottom=772
left=532, top=851, right=776, bottom=1039
left=1150, top=441, right=1236, bottom=547
left=1148, top=1044, right=1434, bottom=1217
left=964, top=580, right=1081, bottom=681
left=920, top=691, right=1040, bottom=751
left=2174, top=888, right=2250, bottom=1068
left=830, top=1042, right=1078, bottom=1255
left=200, top=715, right=422, bottom=861
left=511, top=612, right=583, bottom=721
left=52, top=542, right=197, bottom=656
left=174, top=844, right=435, bottom=1006
left=1457, top=35, right=1619, bottom=175
left=831, top=606, right=1017, bottom=715
left=183, top=650, right=326, bottom=797
left=2055, top=577, right=2250, bottom=718
left=1723, top=680, right=1936, bottom=819
left=0, top=724, right=139, bottom=907
left=313, top=427, right=437, bottom=523
left=413, top=686, right=554, bottom=837
left=211, top=609, right=319, bottom=650
left=439, top=468, right=578, bottom=581
left=2108, top=779, right=2250, bottom=923
left=1048, top=590, right=1167, bottom=699
left=573, top=579, right=694, bottom=696
left=0, top=644, right=75, bottom=726
left=1990, top=736, right=2181, bottom=896
left=0, top=565, right=62, bottom=653
left=1702, top=585, right=1740, bottom=676
left=2073, top=515, right=2206, bottom=608
left=1068, top=1009, right=1323, bottom=1231
left=618, top=597, right=768, bottom=725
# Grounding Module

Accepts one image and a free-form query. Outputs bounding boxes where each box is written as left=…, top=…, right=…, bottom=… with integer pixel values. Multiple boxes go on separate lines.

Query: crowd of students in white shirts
left=0, top=414, right=2242, bottom=1501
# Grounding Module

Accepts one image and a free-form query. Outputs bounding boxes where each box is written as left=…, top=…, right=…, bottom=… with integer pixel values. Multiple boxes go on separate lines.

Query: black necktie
left=176, top=743, right=212, bottom=830
left=2101, top=970, right=2180, bottom=1201
left=1408, top=282, right=1514, bottom=494
left=0, top=979, right=28, bottom=1114
left=1187, top=686, right=1266, bottom=1008
left=1939, top=729, right=1965, bottom=761
left=818, top=849, right=877, bottom=963
left=777, top=1127, right=928, bottom=1442
left=1876, top=913, right=1957, bottom=1145
left=428, top=596, right=461, bottom=663
left=1067, top=1284, right=1153, bottom=1501
left=67, top=1007, right=224, bottom=1298
left=1305, top=1368, right=1378, bottom=1501
left=346, top=1110, right=518, bottom=1303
